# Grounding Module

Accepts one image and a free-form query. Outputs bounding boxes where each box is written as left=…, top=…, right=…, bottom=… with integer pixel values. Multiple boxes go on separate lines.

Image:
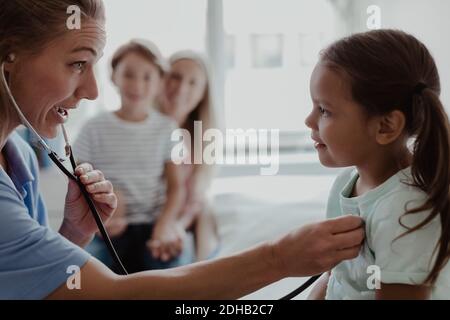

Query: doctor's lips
left=53, top=105, right=75, bottom=123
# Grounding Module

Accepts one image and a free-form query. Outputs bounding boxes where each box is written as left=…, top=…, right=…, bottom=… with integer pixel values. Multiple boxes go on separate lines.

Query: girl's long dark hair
left=321, top=29, right=450, bottom=284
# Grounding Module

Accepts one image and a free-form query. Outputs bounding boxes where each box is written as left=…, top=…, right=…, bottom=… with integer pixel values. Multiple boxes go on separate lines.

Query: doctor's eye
left=71, top=61, right=87, bottom=73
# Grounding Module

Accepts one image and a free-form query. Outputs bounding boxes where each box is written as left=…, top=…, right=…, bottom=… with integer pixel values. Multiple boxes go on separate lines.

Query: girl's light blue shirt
left=325, top=167, right=450, bottom=299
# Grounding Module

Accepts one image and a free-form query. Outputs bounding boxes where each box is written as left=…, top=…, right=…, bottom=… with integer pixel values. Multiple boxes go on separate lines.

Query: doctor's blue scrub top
left=0, top=132, right=90, bottom=299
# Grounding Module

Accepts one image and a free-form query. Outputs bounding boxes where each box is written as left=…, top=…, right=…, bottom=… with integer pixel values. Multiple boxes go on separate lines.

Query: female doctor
left=0, top=0, right=364, bottom=299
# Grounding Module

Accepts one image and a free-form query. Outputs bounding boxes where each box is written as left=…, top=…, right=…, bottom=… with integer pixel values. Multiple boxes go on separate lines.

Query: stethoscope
left=1, top=56, right=320, bottom=299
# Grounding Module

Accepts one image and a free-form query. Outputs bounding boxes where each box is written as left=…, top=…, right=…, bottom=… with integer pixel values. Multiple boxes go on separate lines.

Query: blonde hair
left=0, top=0, right=105, bottom=143
left=168, top=50, right=218, bottom=195
left=111, top=39, right=168, bottom=76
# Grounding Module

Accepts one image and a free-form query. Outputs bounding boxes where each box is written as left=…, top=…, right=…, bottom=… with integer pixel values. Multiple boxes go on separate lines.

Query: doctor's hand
left=270, top=215, right=365, bottom=278
left=60, top=163, right=117, bottom=247
left=99, top=188, right=128, bottom=238
left=147, top=218, right=186, bottom=262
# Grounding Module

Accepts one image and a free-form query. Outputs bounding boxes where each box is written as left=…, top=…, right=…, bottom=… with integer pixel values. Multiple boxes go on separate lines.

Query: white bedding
left=210, top=174, right=337, bottom=299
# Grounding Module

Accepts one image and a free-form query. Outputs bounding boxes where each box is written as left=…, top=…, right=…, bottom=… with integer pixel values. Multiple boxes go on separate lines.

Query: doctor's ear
left=7, top=54, right=16, bottom=63
left=3, top=53, right=17, bottom=73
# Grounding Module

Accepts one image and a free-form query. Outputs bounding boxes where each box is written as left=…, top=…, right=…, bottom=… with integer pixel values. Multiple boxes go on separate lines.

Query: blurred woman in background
left=159, top=51, right=220, bottom=261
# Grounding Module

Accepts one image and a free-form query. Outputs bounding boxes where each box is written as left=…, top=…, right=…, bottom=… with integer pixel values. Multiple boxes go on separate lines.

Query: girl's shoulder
left=376, top=168, right=428, bottom=208
left=371, top=170, right=433, bottom=228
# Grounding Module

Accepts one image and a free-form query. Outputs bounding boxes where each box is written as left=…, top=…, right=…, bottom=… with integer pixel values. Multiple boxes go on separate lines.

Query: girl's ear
left=375, top=110, right=406, bottom=145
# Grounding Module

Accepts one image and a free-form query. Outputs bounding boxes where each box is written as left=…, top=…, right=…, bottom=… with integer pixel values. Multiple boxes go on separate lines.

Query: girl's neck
left=353, top=147, right=412, bottom=197
left=115, top=103, right=150, bottom=123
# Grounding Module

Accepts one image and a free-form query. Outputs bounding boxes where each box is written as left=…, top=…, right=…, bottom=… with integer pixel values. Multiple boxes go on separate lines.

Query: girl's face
left=112, top=52, right=162, bottom=110
left=6, top=21, right=106, bottom=138
left=305, top=63, right=379, bottom=168
left=164, top=59, right=207, bottom=119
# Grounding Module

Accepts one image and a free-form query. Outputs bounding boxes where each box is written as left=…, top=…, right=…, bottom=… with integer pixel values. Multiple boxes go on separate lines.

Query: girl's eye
left=71, top=61, right=87, bottom=73
left=318, top=105, right=331, bottom=117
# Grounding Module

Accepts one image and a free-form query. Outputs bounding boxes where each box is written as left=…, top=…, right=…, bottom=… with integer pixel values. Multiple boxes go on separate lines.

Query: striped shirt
left=73, top=109, right=178, bottom=224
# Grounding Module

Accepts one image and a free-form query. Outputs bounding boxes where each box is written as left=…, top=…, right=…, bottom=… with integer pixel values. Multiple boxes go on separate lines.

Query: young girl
left=73, top=39, right=195, bottom=273
left=306, top=29, right=450, bottom=299
left=158, top=50, right=220, bottom=261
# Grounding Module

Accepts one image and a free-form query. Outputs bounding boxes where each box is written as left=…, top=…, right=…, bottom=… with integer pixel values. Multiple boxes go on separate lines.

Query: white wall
left=349, top=0, right=450, bottom=112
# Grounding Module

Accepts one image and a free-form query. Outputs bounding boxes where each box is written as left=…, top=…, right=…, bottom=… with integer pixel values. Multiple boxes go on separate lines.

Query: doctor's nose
left=75, top=67, right=99, bottom=101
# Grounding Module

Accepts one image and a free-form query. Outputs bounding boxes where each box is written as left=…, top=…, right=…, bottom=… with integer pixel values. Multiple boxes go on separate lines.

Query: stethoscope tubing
left=48, top=149, right=128, bottom=275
